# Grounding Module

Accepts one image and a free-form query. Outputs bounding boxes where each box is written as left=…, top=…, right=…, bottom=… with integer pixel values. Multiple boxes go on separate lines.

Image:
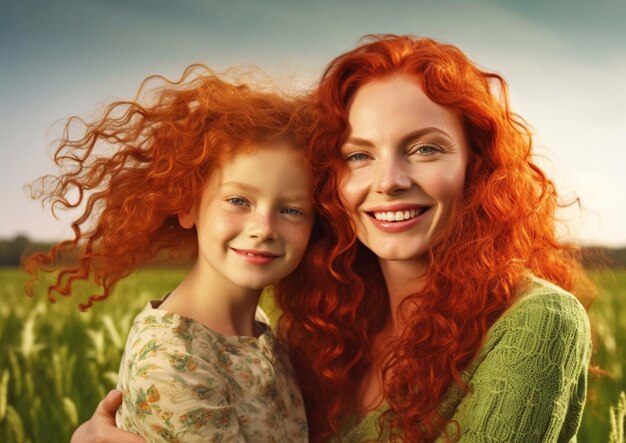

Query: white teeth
left=373, top=209, right=420, bottom=222
left=245, top=251, right=270, bottom=257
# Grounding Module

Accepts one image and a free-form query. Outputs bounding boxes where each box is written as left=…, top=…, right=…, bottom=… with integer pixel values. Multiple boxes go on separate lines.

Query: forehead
left=222, top=141, right=304, bottom=169
left=347, top=75, right=463, bottom=138
left=217, top=142, right=311, bottom=193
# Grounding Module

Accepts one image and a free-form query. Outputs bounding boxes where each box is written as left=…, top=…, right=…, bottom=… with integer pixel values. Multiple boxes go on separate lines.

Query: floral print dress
left=116, top=299, right=308, bottom=442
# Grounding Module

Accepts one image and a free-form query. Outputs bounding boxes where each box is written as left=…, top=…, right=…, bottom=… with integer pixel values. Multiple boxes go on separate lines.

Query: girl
left=24, top=66, right=319, bottom=442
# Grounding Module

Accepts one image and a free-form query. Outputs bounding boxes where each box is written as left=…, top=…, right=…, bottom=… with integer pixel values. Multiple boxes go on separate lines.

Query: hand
left=70, top=390, right=146, bottom=443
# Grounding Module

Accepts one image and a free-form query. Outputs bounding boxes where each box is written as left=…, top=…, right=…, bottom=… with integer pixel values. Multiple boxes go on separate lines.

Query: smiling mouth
left=368, top=207, right=430, bottom=222
left=231, top=248, right=280, bottom=258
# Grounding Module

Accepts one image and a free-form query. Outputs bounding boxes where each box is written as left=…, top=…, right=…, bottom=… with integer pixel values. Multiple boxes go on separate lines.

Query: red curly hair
left=23, top=65, right=318, bottom=311
left=275, top=35, right=591, bottom=442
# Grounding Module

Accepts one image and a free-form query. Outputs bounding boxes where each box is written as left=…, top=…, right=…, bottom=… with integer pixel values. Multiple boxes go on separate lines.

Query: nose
left=247, top=211, right=276, bottom=241
left=373, top=154, right=411, bottom=195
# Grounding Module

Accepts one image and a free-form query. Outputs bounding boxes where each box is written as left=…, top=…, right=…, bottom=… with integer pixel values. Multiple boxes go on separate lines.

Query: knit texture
left=331, top=276, right=592, bottom=442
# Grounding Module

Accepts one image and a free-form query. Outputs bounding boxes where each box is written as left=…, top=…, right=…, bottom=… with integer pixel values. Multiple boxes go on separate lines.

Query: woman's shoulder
left=485, top=275, right=591, bottom=352
left=440, top=276, right=593, bottom=442
left=506, top=275, right=589, bottom=325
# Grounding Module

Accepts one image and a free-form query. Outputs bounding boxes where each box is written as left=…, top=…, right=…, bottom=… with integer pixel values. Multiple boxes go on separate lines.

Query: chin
left=369, top=244, right=429, bottom=263
left=235, top=278, right=274, bottom=291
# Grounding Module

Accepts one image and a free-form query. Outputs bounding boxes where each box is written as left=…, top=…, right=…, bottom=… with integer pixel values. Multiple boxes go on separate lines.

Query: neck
left=159, top=262, right=262, bottom=337
left=378, top=257, right=428, bottom=334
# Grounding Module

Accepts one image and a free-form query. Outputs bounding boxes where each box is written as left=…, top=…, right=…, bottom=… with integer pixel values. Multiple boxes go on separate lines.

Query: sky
left=1, top=0, right=625, bottom=247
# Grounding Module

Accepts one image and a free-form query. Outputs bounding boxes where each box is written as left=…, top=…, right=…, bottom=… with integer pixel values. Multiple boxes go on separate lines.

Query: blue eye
left=227, top=197, right=249, bottom=207
left=281, top=207, right=304, bottom=216
left=345, top=152, right=370, bottom=162
left=412, top=144, right=441, bottom=156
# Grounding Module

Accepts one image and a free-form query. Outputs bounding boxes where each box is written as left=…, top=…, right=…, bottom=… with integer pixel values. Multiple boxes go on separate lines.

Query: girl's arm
left=71, top=391, right=146, bottom=443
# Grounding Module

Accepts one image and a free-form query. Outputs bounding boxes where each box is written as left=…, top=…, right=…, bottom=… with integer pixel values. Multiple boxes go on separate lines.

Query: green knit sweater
left=330, top=276, right=592, bottom=442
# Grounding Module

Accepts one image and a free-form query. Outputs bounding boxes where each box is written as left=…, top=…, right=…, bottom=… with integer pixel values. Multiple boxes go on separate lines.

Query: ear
left=177, top=207, right=196, bottom=229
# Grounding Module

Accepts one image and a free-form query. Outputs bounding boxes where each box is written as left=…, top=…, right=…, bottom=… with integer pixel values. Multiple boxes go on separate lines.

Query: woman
left=72, top=35, right=592, bottom=442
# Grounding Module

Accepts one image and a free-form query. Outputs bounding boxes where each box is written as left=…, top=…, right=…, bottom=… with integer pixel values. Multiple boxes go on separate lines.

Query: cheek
left=425, top=163, right=467, bottom=201
left=448, top=164, right=467, bottom=199
left=443, top=171, right=466, bottom=200
left=203, top=211, right=242, bottom=240
left=282, top=221, right=314, bottom=254
left=338, top=171, right=366, bottom=212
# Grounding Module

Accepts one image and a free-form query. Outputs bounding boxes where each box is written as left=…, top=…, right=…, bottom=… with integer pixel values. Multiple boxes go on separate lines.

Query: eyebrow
left=344, top=126, right=453, bottom=148
left=221, top=181, right=260, bottom=192
left=222, top=181, right=311, bottom=203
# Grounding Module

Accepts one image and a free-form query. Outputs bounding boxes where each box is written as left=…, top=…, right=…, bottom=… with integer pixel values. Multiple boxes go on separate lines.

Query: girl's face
left=339, top=75, right=469, bottom=264
left=180, top=142, right=314, bottom=293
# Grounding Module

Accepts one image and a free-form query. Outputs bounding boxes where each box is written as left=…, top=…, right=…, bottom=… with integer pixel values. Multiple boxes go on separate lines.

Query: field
left=0, top=267, right=624, bottom=442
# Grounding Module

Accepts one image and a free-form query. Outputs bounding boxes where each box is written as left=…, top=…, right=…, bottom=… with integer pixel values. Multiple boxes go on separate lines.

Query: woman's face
left=339, top=75, right=469, bottom=264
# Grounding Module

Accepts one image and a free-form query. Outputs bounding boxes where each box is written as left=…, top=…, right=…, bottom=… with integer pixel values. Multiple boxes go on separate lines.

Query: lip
left=230, top=247, right=280, bottom=265
left=365, top=204, right=431, bottom=233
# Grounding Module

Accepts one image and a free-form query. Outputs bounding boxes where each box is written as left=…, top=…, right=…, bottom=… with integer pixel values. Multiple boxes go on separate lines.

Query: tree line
left=0, top=236, right=54, bottom=266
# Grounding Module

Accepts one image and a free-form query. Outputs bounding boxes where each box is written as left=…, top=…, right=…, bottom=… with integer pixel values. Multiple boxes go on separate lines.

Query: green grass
left=579, top=270, right=626, bottom=442
left=0, top=267, right=624, bottom=442
left=0, top=267, right=187, bottom=442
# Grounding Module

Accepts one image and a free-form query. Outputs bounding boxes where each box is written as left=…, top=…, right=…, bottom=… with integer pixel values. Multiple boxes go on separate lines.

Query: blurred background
left=1, top=0, right=625, bottom=441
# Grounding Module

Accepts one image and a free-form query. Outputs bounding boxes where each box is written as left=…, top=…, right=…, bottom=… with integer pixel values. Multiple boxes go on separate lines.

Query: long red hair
left=276, top=35, right=591, bottom=442
left=23, top=65, right=318, bottom=311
